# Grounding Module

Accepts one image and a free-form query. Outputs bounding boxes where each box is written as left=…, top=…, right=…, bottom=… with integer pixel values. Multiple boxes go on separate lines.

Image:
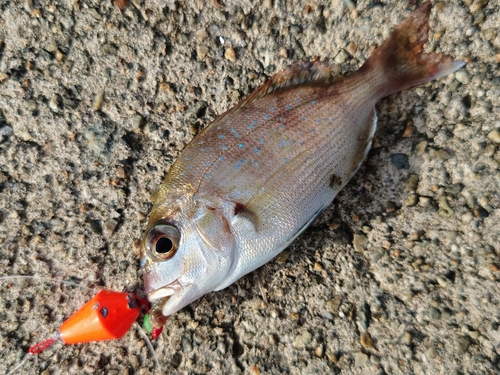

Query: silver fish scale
left=183, top=82, right=378, bottom=289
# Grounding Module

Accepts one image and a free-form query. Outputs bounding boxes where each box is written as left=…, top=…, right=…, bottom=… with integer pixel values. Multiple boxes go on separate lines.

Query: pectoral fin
left=233, top=202, right=263, bottom=232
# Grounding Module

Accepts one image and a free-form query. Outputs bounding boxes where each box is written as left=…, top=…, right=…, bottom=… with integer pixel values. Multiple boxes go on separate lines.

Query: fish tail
left=361, top=2, right=465, bottom=98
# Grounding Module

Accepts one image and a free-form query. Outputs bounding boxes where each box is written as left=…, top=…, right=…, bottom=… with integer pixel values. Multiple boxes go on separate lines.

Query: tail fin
left=362, top=2, right=465, bottom=98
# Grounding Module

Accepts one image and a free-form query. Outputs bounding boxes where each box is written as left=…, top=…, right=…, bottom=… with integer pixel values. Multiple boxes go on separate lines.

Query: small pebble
left=276, top=250, right=289, bottom=264
left=455, top=70, right=470, bottom=84
left=224, top=47, right=236, bottom=62
left=294, top=331, right=312, bottom=348
left=334, top=50, right=348, bottom=64
left=360, top=332, right=373, bottom=348
left=48, top=94, right=61, bottom=113
left=263, top=0, right=273, bottom=8
left=402, top=121, right=413, bottom=137
left=196, top=28, right=209, bottom=41
left=405, top=194, right=418, bottom=207
left=386, top=202, right=397, bottom=212
left=429, top=307, right=441, bottom=321
left=289, top=25, right=302, bottom=35
left=344, top=0, right=356, bottom=11
left=402, top=331, right=412, bottom=345
left=0, top=125, right=13, bottom=143
left=353, top=233, right=367, bottom=253
left=278, top=47, right=288, bottom=58
left=487, top=130, right=500, bottom=143
left=354, top=352, right=368, bottom=367
left=436, top=276, right=449, bottom=287
left=104, top=218, right=119, bottom=236
left=116, top=166, right=126, bottom=179
left=328, top=353, right=338, bottom=363
left=469, top=0, right=487, bottom=13
left=438, top=196, right=454, bottom=218
left=93, top=91, right=105, bottom=111
left=468, top=331, right=480, bottom=339
left=430, top=148, right=451, bottom=160
left=197, top=45, right=209, bottom=60
left=130, top=115, right=143, bottom=130
left=315, top=344, right=324, bottom=357
left=55, top=50, right=65, bottom=62
left=426, top=345, right=437, bottom=359
left=406, top=174, right=419, bottom=191
left=415, top=140, right=428, bottom=155
left=320, top=311, right=334, bottom=321
left=418, top=196, right=431, bottom=207
left=345, top=42, right=357, bottom=56
left=159, top=83, right=175, bottom=95
left=456, top=337, right=470, bottom=355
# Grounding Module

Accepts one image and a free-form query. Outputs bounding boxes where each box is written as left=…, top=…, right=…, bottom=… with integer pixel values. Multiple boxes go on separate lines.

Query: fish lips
left=148, top=280, right=182, bottom=301
left=147, top=280, right=182, bottom=318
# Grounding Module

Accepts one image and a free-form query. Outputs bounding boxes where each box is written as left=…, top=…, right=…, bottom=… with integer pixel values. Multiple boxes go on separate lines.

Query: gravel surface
left=0, top=0, right=499, bottom=374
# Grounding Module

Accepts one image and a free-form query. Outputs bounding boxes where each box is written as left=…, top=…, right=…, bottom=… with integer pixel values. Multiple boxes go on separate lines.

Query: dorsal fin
left=238, top=60, right=335, bottom=108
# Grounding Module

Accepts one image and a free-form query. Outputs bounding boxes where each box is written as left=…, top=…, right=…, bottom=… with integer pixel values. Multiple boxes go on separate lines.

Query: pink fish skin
left=140, top=2, right=465, bottom=325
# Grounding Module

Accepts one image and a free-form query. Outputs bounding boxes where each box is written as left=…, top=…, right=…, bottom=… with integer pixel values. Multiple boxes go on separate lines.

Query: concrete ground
left=0, top=0, right=499, bottom=374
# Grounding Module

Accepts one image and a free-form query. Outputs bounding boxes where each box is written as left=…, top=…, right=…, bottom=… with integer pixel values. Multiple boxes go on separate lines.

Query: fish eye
left=145, top=223, right=181, bottom=261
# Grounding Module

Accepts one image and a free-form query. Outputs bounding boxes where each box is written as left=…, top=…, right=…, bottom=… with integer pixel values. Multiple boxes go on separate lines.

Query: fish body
left=141, top=2, right=464, bottom=324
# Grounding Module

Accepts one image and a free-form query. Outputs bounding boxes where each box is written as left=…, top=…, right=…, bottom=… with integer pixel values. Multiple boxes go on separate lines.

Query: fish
left=140, top=2, right=465, bottom=326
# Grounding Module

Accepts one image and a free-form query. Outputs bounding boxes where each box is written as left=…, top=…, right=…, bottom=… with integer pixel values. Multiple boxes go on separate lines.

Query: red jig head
left=59, top=290, right=144, bottom=344
left=29, top=290, right=153, bottom=354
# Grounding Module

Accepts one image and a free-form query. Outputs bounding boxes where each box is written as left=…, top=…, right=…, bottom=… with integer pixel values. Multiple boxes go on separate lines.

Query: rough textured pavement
left=0, top=0, right=499, bottom=374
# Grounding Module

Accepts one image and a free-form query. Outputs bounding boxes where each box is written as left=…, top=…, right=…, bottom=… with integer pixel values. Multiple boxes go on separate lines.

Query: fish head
left=141, top=201, right=235, bottom=324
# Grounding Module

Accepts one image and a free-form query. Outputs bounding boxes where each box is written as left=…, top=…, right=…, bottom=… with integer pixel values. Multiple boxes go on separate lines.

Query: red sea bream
left=140, top=2, right=465, bottom=325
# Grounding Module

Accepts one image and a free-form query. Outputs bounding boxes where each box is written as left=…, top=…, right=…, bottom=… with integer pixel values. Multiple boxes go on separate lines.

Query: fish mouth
left=148, top=280, right=182, bottom=302
left=147, top=281, right=182, bottom=327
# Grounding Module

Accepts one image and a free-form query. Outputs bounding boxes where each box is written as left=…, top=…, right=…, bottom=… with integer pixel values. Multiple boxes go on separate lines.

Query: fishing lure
left=1, top=278, right=164, bottom=374
left=28, top=290, right=161, bottom=354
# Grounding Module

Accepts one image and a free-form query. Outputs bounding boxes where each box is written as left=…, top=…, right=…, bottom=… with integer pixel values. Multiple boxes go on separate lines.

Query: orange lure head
left=59, top=290, right=141, bottom=344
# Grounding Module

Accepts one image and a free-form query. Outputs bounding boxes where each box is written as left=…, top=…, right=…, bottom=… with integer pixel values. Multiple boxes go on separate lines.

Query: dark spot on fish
left=329, top=174, right=342, bottom=188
